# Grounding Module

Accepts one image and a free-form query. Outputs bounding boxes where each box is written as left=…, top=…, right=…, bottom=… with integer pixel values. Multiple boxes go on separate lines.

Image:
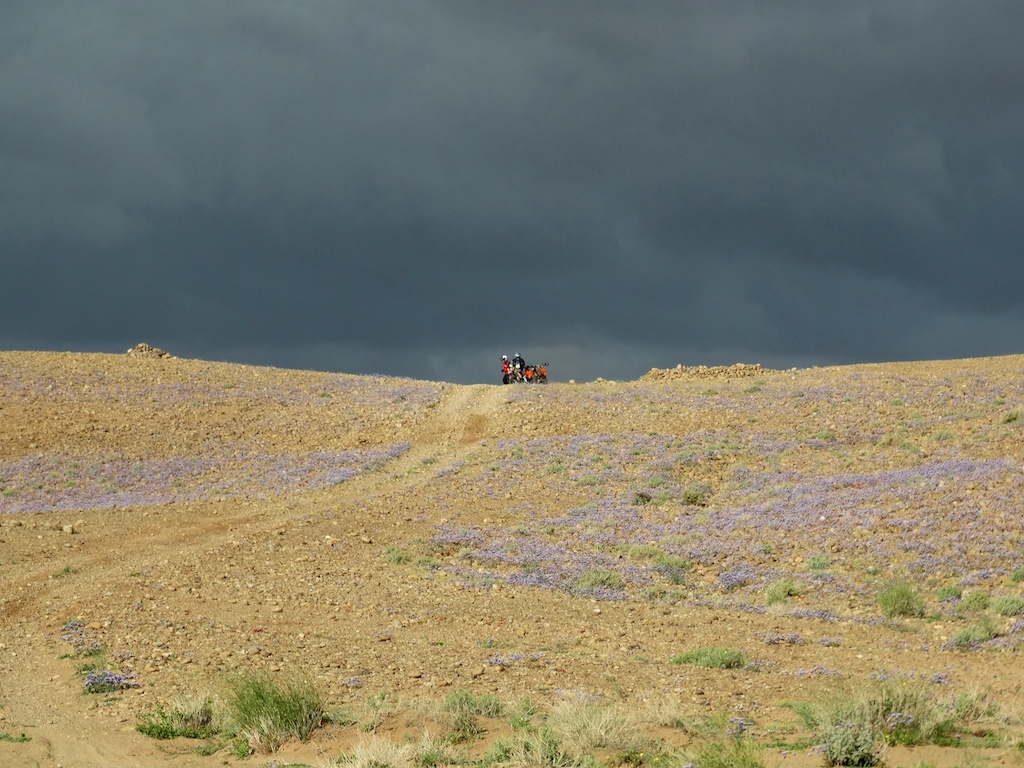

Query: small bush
left=226, top=670, right=324, bottom=754
left=620, top=544, right=663, bottom=560
left=961, top=591, right=990, bottom=611
left=949, top=690, right=1000, bottom=722
left=1010, top=567, right=1024, bottom=583
left=508, top=697, right=539, bottom=731
left=687, top=737, right=766, bottom=768
left=937, top=585, right=963, bottom=602
left=571, top=568, right=625, bottom=591
left=991, top=595, right=1024, bottom=616
left=819, top=679, right=995, bottom=756
left=384, top=546, right=410, bottom=565
left=343, top=735, right=417, bottom=768
left=444, top=692, right=503, bottom=720
left=485, top=726, right=575, bottom=768
left=764, top=578, right=801, bottom=606
left=655, top=553, right=692, bottom=569
left=670, top=647, right=747, bottom=669
left=821, top=720, right=881, bottom=767
left=654, top=553, right=691, bottom=586
left=867, top=685, right=953, bottom=746
left=877, top=579, right=926, bottom=618
left=781, top=700, right=820, bottom=730
left=358, top=689, right=395, bottom=733
left=549, top=699, right=644, bottom=755
left=807, top=554, right=831, bottom=571
left=681, top=482, right=713, bottom=506
left=442, top=689, right=504, bottom=743
left=949, top=614, right=998, bottom=648
left=137, top=696, right=216, bottom=739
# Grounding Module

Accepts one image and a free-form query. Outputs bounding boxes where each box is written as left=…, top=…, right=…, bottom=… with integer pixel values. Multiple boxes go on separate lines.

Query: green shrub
left=137, top=696, right=216, bottom=740
left=949, top=690, right=1000, bottom=722
left=867, top=683, right=956, bottom=746
left=807, top=554, right=831, bottom=571
left=442, top=689, right=504, bottom=718
left=937, top=585, right=962, bottom=602
left=821, top=720, right=881, bottom=767
left=620, top=544, right=663, bottom=560
left=548, top=699, right=644, bottom=755
left=949, top=614, right=998, bottom=648
left=571, top=568, right=625, bottom=591
left=485, top=726, right=575, bottom=768
left=876, top=579, right=926, bottom=618
left=990, top=595, right=1024, bottom=616
left=681, top=482, right=713, bottom=506
left=226, top=670, right=325, bottom=754
left=384, top=546, right=410, bottom=565
left=442, top=688, right=505, bottom=742
left=358, top=689, right=395, bottom=733
left=764, top=578, right=801, bottom=605
left=1011, top=567, right=1024, bottom=583
left=781, top=700, right=820, bottom=730
left=670, top=647, right=747, bottom=669
left=687, top=737, right=765, bottom=768
left=808, top=681, right=1007, bottom=768
left=653, top=553, right=691, bottom=586
left=653, top=551, right=689, bottom=569
left=961, top=592, right=990, bottom=610
left=508, top=697, right=539, bottom=731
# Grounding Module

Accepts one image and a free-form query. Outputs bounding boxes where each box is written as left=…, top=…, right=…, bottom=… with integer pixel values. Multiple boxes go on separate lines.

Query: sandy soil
left=1, top=350, right=1023, bottom=768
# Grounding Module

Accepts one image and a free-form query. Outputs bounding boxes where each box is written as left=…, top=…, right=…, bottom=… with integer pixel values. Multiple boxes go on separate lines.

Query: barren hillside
left=1, top=351, right=1023, bottom=768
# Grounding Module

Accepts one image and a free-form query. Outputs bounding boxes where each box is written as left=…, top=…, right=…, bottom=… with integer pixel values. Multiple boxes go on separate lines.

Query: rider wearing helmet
left=501, top=355, right=511, bottom=383
left=511, top=353, right=525, bottom=373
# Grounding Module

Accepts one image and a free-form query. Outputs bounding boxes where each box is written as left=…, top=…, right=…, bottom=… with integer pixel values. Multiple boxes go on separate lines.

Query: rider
left=511, top=353, right=526, bottom=374
left=501, top=355, right=511, bottom=383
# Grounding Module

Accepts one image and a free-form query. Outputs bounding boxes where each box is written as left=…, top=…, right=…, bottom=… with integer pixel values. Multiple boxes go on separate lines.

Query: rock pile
left=126, top=343, right=174, bottom=359
left=639, top=362, right=770, bottom=381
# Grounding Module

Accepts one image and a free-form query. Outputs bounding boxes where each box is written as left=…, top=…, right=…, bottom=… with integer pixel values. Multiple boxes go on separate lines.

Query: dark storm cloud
left=1, top=1, right=1022, bottom=383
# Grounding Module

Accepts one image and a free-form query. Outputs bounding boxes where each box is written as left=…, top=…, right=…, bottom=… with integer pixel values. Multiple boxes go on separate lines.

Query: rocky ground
left=1, top=350, right=1023, bottom=768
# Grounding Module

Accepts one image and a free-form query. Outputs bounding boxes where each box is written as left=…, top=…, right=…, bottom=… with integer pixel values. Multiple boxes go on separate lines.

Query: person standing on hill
left=511, top=353, right=526, bottom=375
left=501, top=355, right=511, bottom=384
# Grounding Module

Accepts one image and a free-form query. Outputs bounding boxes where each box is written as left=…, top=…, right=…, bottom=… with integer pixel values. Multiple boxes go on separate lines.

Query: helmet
left=502, top=355, right=508, bottom=360
left=514, top=353, right=519, bottom=357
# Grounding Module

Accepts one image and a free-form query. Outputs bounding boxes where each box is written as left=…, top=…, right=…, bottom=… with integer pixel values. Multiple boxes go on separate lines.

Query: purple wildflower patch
left=83, top=670, right=139, bottom=693
left=0, top=443, right=410, bottom=513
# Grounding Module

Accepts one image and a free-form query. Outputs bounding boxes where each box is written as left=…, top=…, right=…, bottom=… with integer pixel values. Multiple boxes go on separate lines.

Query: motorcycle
left=525, top=363, right=548, bottom=384
left=503, top=362, right=548, bottom=384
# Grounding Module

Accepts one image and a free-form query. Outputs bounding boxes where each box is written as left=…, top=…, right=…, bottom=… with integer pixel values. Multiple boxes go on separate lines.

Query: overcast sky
left=2, top=2, right=1022, bottom=384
